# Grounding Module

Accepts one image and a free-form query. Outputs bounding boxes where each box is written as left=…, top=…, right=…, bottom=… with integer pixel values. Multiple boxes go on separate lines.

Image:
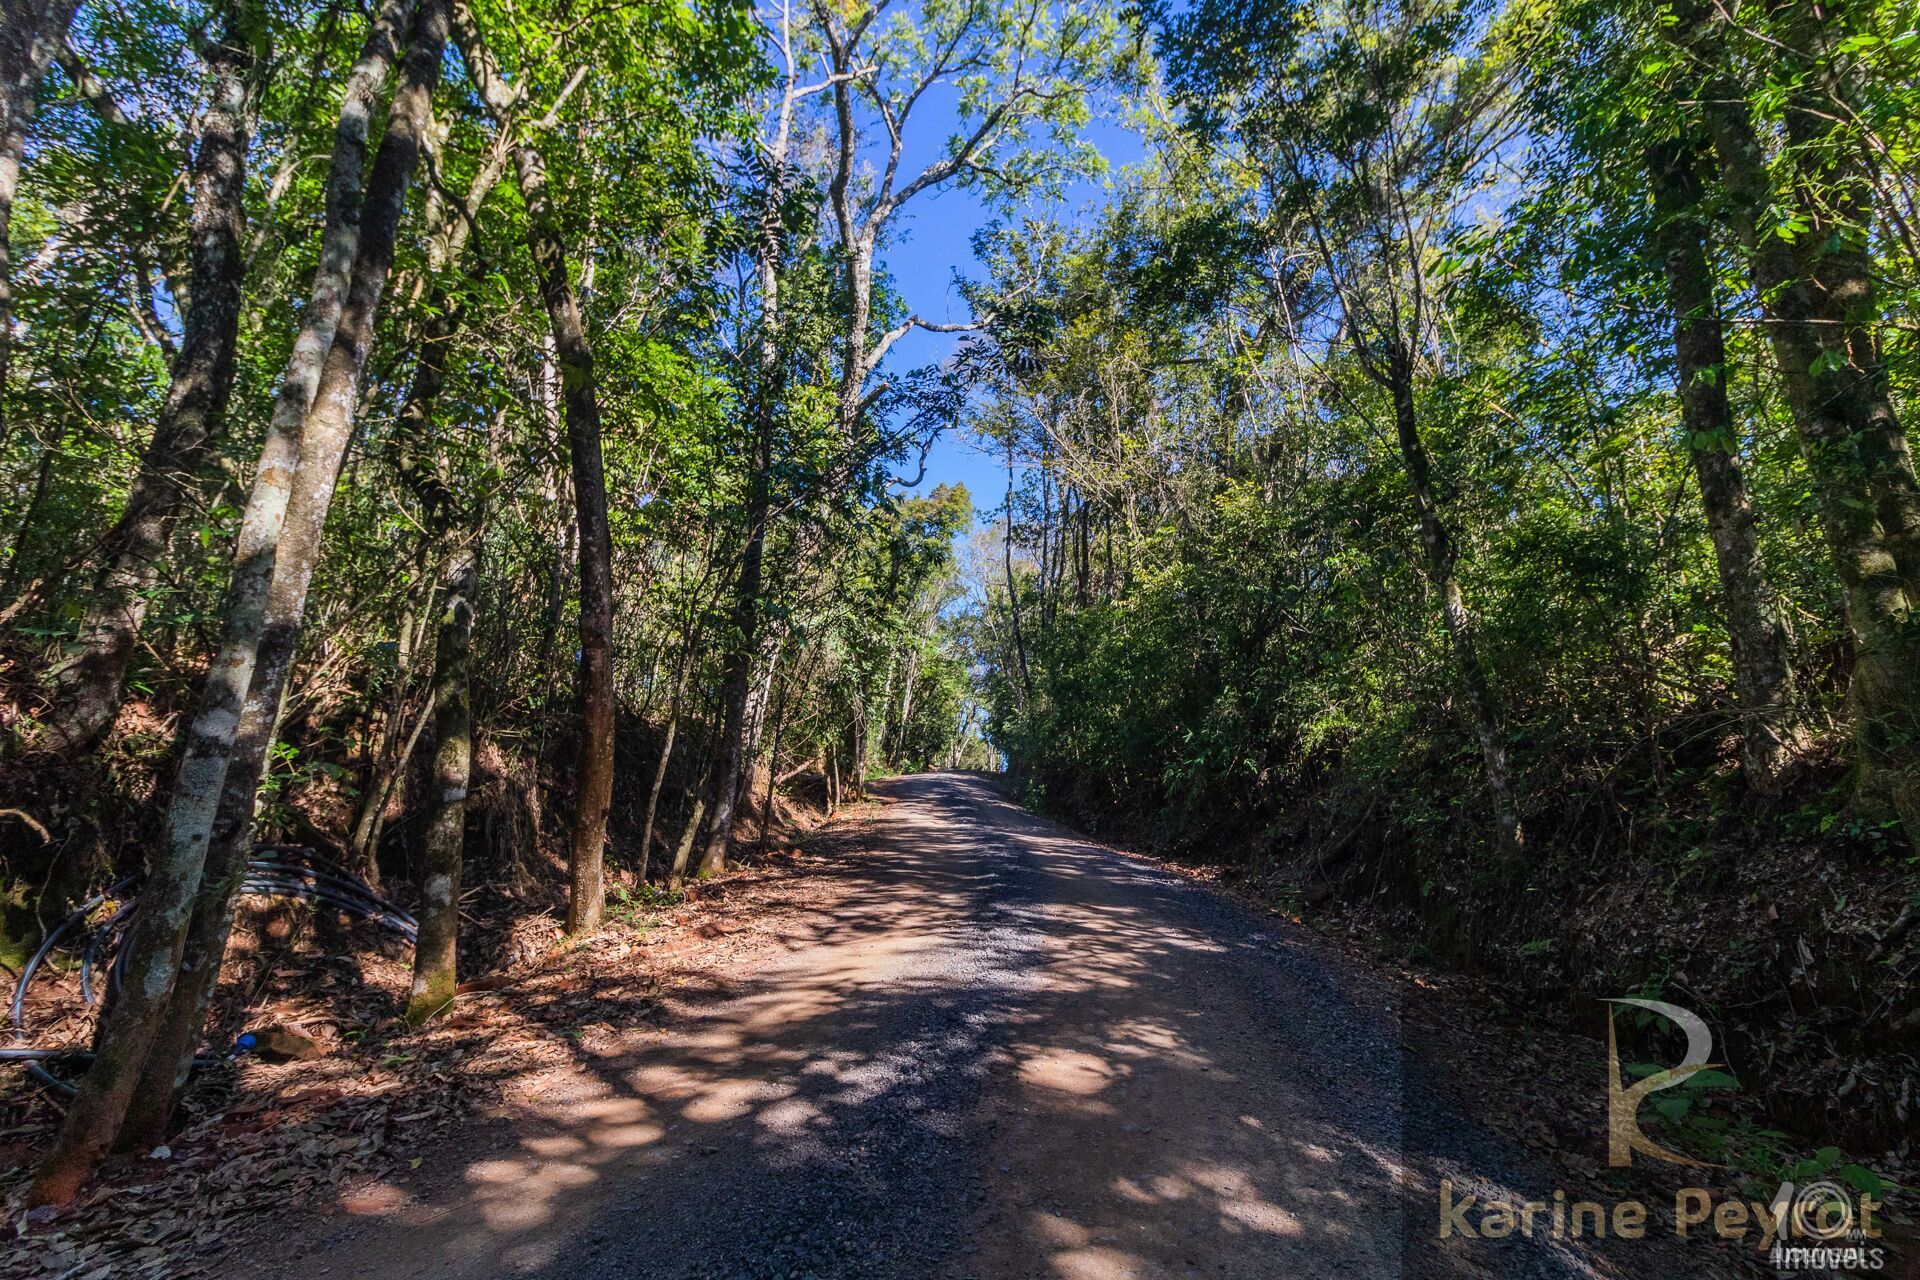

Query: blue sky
left=869, top=99, right=1148, bottom=526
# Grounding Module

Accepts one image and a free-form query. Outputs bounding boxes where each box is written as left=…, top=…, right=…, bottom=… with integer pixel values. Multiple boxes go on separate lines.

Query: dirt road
left=263, top=773, right=1710, bottom=1279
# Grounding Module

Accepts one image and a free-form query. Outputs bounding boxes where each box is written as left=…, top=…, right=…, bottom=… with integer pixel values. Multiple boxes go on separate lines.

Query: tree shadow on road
left=263, top=773, right=1753, bottom=1280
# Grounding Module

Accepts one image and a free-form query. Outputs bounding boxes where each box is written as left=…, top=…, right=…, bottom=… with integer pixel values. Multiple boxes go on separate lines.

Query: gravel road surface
left=262, top=773, right=1711, bottom=1279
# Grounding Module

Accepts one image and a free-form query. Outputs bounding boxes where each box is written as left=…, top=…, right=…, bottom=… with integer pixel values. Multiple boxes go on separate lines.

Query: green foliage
left=0, top=0, right=1032, bottom=907
left=2, top=0, right=1913, bottom=1184
left=608, top=880, right=684, bottom=929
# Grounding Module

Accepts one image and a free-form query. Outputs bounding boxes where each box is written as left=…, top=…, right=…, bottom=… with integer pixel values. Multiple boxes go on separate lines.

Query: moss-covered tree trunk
left=408, top=549, right=475, bottom=1024
left=30, top=0, right=440, bottom=1200
left=515, top=141, right=613, bottom=935
left=1645, top=135, right=1800, bottom=791
left=1691, top=10, right=1920, bottom=838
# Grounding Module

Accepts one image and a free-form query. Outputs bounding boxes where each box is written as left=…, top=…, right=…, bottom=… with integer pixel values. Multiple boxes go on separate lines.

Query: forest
left=0, top=0, right=1914, bottom=1258
left=969, top=0, right=1919, bottom=1185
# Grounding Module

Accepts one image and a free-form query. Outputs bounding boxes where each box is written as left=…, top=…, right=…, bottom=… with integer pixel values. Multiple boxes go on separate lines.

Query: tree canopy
left=0, top=0, right=1913, bottom=1207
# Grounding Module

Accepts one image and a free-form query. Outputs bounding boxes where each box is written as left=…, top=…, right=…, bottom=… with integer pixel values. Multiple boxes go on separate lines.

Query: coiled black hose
left=9, top=849, right=415, bottom=1097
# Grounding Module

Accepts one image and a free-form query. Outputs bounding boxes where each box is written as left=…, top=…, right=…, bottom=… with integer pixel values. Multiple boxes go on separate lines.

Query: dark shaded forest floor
left=1, top=805, right=845, bottom=1277
left=1040, top=748, right=1920, bottom=1192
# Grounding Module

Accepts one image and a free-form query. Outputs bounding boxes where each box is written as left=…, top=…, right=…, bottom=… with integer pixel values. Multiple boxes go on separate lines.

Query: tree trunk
left=892, top=644, right=921, bottom=767
left=446, top=1, right=612, bottom=930
left=825, top=43, right=872, bottom=442
left=735, top=632, right=782, bottom=809
left=351, top=685, right=435, bottom=883
left=756, top=660, right=796, bottom=855
left=512, top=140, right=613, bottom=936
left=175, top=0, right=444, bottom=1051
left=826, top=741, right=839, bottom=815
left=86, top=0, right=418, bottom=1157
left=639, top=710, right=677, bottom=881
left=1645, top=136, right=1799, bottom=791
left=850, top=699, right=870, bottom=800
left=39, top=6, right=254, bottom=753
left=668, top=792, right=706, bottom=891
left=407, top=547, right=475, bottom=1024
left=836, top=233, right=875, bottom=437
left=390, top=114, right=499, bottom=1021
left=1003, top=435, right=1033, bottom=705
left=870, top=656, right=895, bottom=779
left=686, top=57, right=803, bottom=879
left=31, top=0, right=438, bottom=1199
left=1692, top=18, right=1920, bottom=836
left=0, top=0, right=84, bottom=446
left=697, top=460, right=768, bottom=879
left=1384, top=345, right=1523, bottom=858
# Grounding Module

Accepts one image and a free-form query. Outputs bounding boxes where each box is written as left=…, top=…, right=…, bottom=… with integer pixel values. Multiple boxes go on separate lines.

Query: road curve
left=264, top=773, right=1697, bottom=1279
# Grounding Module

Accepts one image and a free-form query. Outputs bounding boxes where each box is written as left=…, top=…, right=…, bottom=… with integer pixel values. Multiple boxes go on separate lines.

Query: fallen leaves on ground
left=0, top=814, right=860, bottom=1279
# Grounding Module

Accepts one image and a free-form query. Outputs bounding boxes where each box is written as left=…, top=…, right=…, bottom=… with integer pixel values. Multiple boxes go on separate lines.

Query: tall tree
left=1644, top=134, right=1800, bottom=789
left=690, top=10, right=795, bottom=877
left=407, top=547, right=476, bottom=1023
left=32, top=0, right=446, bottom=1200
left=452, top=0, right=615, bottom=934
left=1665, top=0, right=1920, bottom=836
left=0, top=0, right=85, bottom=441
left=39, top=1, right=256, bottom=753
left=1162, top=0, right=1528, bottom=856
left=522, top=137, right=615, bottom=935
left=1515, top=0, right=1810, bottom=793
left=810, top=0, right=1111, bottom=441
left=697, top=0, right=1115, bottom=874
